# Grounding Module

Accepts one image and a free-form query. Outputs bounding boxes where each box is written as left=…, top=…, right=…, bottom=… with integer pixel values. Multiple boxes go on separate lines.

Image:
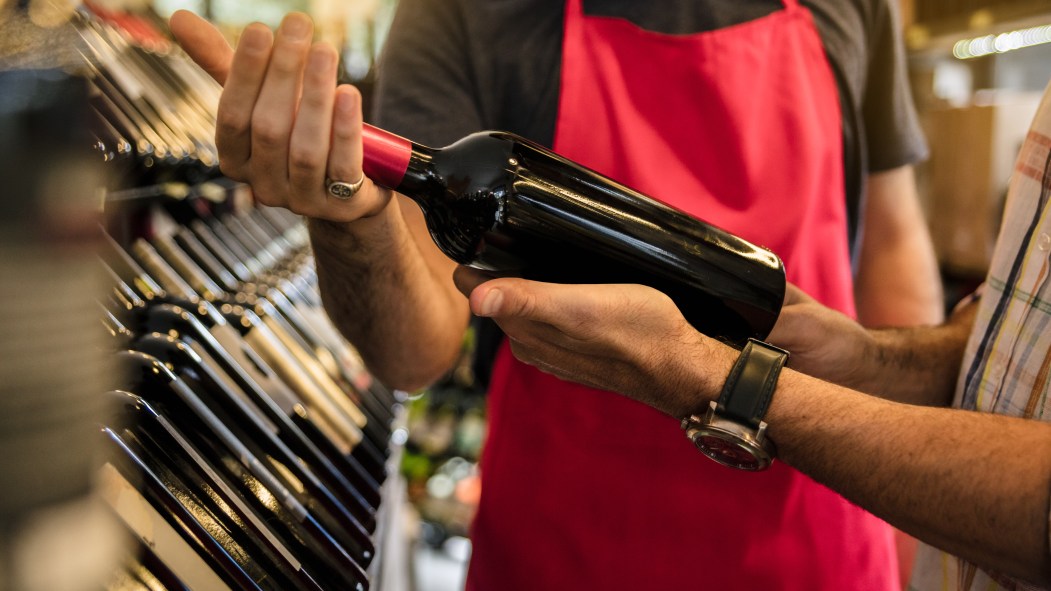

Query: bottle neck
left=361, top=124, right=433, bottom=193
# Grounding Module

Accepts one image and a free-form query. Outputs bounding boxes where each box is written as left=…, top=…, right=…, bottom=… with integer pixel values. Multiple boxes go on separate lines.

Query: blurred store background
left=902, top=0, right=1051, bottom=303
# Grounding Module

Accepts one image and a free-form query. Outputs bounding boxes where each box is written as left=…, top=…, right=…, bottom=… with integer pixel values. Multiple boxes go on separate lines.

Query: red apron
left=467, top=0, right=899, bottom=589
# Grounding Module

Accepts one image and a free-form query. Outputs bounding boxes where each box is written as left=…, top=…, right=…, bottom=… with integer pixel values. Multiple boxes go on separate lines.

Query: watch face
left=694, top=434, right=765, bottom=471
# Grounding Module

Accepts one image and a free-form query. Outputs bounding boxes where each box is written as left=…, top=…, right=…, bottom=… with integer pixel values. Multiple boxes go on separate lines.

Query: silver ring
left=326, top=175, right=365, bottom=200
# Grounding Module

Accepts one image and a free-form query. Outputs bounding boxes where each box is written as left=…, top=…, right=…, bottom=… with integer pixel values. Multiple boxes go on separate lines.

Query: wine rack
left=0, top=4, right=408, bottom=590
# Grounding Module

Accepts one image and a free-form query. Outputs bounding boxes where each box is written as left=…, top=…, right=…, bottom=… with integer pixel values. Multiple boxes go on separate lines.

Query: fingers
left=469, top=277, right=647, bottom=326
left=464, top=277, right=587, bottom=346
left=296, top=79, right=394, bottom=220
left=469, top=277, right=547, bottom=321
left=177, top=10, right=390, bottom=223
left=287, top=43, right=339, bottom=211
left=468, top=277, right=612, bottom=338
left=249, top=13, right=314, bottom=204
left=326, top=86, right=366, bottom=203
left=214, top=22, right=273, bottom=180
left=169, top=10, right=233, bottom=84
left=467, top=277, right=705, bottom=408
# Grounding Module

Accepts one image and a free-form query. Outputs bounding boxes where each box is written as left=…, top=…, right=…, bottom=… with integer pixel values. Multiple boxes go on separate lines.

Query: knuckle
left=509, top=291, right=538, bottom=318
left=269, top=50, right=305, bottom=76
left=304, top=57, right=333, bottom=85
left=331, top=120, right=355, bottom=141
left=215, top=110, right=246, bottom=136
left=252, top=188, right=277, bottom=206
left=288, top=146, right=323, bottom=170
left=251, top=119, right=287, bottom=146
left=299, top=88, right=327, bottom=110
left=286, top=168, right=314, bottom=190
left=217, top=159, right=244, bottom=180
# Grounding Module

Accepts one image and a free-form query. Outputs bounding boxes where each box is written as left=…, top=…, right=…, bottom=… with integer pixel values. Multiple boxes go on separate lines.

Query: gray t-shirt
left=371, top=0, right=929, bottom=241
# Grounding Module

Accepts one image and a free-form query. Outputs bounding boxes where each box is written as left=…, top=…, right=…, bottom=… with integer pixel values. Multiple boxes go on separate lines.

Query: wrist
left=854, top=324, right=963, bottom=406
left=308, top=198, right=403, bottom=250
left=841, top=327, right=885, bottom=392
left=681, top=339, right=790, bottom=471
left=668, top=336, right=737, bottom=418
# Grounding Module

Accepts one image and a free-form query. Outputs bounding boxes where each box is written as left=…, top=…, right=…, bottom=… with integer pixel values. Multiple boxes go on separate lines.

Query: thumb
left=469, top=278, right=528, bottom=319
left=470, top=278, right=577, bottom=324
left=169, top=10, right=234, bottom=85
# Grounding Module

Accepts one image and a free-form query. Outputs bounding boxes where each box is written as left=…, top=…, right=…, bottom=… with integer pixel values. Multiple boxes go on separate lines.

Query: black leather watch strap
left=716, top=339, right=790, bottom=428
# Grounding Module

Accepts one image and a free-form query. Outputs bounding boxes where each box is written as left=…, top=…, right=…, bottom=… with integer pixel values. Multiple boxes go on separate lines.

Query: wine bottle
left=224, top=213, right=285, bottom=272
left=242, top=210, right=305, bottom=272
left=84, top=64, right=174, bottom=165
left=360, top=125, right=786, bottom=344
left=153, top=230, right=391, bottom=459
left=256, top=206, right=313, bottom=257
left=99, top=239, right=387, bottom=487
left=75, top=14, right=206, bottom=165
left=112, top=352, right=370, bottom=590
left=103, top=391, right=326, bottom=591
left=107, top=290, right=382, bottom=507
left=88, top=104, right=137, bottom=179
left=102, top=231, right=379, bottom=459
left=126, top=330, right=379, bottom=538
left=159, top=194, right=397, bottom=422
left=186, top=220, right=396, bottom=428
left=100, top=425, right=259, bottom=591
left=188, top=219, right=255, bottom=285
left=107, top=534, right=192, bottom=591
left=182, top=207, right=395, bottom=418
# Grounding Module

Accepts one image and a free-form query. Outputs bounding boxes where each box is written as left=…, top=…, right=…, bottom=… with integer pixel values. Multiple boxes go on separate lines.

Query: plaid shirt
left=909, top=85, right=1051, bottom=591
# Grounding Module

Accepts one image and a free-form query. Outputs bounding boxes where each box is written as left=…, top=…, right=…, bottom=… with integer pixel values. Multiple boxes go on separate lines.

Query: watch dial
left=696, top=435, right=761, bottom=470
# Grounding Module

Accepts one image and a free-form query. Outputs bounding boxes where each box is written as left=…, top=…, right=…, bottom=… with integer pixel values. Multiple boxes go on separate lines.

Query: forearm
left=672, top=310, right=1048, bottom=584
left=854, top=233, right=943, bottom=328
left=854, top=165, right=944, bottom=328
left=309, top=197, right=468, bottom=390
left=766, top=371, right=1051, bottom=586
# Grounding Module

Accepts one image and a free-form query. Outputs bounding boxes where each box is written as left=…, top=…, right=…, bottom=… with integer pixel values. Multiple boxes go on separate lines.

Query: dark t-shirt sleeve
left=371, top=0, right=484, bottom=146
left=373, top=0, right=564, bottom=148
left=860, top=0, right=929, bottom=171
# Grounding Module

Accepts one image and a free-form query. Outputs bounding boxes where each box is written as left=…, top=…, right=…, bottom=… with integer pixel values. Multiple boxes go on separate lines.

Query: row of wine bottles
left=0, top=5, right=402, bottom=589
left=73, top=1, right=223, bottom=187
left=100, top=186, right=402, bottom=591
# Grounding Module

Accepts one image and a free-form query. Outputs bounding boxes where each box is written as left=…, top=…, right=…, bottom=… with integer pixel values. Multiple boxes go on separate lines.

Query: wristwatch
left=681, top=339, right=789, bottom=471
